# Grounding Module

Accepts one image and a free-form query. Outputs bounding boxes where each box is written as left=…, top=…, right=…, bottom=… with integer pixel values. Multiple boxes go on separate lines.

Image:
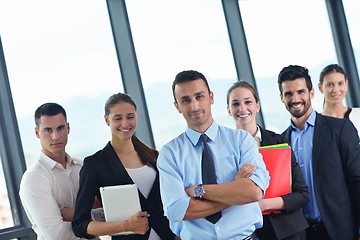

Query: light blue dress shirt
left=290, top=110, right=321, bottom=222
left=157, top=121, right=270, bottom=240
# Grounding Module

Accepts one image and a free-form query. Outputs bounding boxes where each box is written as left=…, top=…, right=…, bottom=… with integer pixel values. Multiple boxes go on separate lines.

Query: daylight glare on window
left=238, top=0, right=338, bottom=133
left=0, top=0, right=124, bottom=165
left=126, top=0, right=238, bottom=148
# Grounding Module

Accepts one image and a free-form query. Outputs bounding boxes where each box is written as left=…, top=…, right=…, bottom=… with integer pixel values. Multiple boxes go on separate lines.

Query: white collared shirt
left=254, top=125, right=262, bottom=147
left=349, top=107, right=360, bottom=139
left=19, top=152, right=83, bottom=240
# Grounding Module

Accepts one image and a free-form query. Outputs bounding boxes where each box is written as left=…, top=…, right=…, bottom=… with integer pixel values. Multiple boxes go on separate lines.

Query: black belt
left=243, top=232, right=258, bottom=240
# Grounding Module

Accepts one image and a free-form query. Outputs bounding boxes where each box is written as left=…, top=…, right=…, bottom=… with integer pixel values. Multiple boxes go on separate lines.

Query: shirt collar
left=186, top=121, right=218, bottom=146
left=290, top=109, right=316, bottom=131
left=254, top=125, right=262, bottom=146
left=38, top=151, right=81, bottom=170
left=254, top=125, right=262, bottom=141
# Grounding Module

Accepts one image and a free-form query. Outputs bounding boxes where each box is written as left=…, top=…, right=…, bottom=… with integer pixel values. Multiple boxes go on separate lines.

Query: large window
left=1, top=0, right=360, bottom=239
left=126, top=0, right=238, bottom=148
left=239, top=0, right=337, bottom=133
left=0, top=0, right=124, bottom=237
left=343, top=0, right=360, bottom=78
left=0, top=0, right=124, bottom=165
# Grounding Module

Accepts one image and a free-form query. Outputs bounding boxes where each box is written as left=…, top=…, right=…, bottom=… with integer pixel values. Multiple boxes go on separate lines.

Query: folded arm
left=19, top=173, right=77, bottom=240
left=61, top=195, right=101, bottom=222
left=60, top=207, right=75, bottom=222
left=236, top=162, right=285, bottom=211
left=183, top=198, right=227, bottom=220
left=186, top=178, right=262, bottom=206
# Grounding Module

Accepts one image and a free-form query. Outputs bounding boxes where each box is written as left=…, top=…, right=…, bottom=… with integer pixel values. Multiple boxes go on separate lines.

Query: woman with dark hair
left=72, top=93, right=177, bottom=240
left=318, top=63, right=360, bottom=136
left=226, top=81, right=309, bottom=240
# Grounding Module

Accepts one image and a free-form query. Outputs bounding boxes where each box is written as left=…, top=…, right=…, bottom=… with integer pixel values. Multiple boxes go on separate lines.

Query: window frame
left=325, top=0, right=360, bottom=107
left=0, top=36, right=35, bottom=239
left=106, top=0, right=155, bottom=147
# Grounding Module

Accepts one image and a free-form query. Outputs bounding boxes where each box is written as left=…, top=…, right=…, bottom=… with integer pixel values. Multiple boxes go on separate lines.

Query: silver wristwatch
left=193, top=184, right=206, bottom=198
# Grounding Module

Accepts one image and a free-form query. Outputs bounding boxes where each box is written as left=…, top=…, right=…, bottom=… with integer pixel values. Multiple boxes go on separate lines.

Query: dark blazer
left=283, top=112, right=360, bottom=239
left=72, top=142, right=175, bottom=240
left=256, top=127, right=309, bottom=240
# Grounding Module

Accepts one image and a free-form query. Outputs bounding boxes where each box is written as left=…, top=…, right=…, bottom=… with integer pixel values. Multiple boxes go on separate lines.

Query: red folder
left=259, top=144, right=291, bottom=215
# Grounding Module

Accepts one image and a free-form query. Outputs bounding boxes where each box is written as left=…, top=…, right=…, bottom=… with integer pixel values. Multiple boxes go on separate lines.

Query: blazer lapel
left=283, top=127, right=292, bottom=145
left=260, top=127, right=276, bottom=146
left=102, top=142, right=148, bottom=205
left=103, top=142, right=133, bottom=184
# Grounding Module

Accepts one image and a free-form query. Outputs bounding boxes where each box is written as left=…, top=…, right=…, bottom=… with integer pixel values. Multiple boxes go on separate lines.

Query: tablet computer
left=99, top=184, right=141, bottom=235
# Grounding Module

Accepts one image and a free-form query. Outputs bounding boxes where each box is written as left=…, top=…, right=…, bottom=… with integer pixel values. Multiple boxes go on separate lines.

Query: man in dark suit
left=277, top=65, right=360, bottom=240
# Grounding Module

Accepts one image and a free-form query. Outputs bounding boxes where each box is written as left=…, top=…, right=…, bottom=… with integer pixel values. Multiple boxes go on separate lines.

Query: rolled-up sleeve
left=157, top=145, right=190, bottom=222
left=240, top=132, right=270, bottom=192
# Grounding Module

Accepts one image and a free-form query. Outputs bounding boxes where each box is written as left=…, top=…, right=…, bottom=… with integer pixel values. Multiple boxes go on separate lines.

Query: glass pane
left=0, top=160, right=14, bottom=229
left=239, top=0, right=337, bottom=133
left=126, top=0, right=238, bottom=148
left=0, top=0, right=123, bottom=164
left=343, top=0, right=360, bottom=76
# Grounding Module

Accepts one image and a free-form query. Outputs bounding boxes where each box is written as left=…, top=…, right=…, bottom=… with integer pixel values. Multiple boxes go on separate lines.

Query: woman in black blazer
left=72, top=93, right=177, bottom=240
left=226, top=81, right=309, bottom=240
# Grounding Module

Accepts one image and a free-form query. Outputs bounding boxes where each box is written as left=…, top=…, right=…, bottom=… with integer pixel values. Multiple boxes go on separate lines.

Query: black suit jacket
left=256, top=127, right=308, bottom=239
left=283, top=112, right=360, bottom=239
left=72, top=142, right=175, bottom=240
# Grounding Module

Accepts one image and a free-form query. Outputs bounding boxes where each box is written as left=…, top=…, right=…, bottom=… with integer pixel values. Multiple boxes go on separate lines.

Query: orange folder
left=259, top=144, right=291, bottom=215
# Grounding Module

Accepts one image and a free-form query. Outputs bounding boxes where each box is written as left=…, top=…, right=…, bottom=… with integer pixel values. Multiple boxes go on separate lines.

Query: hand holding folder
left=259, top=144, right=291, bottom=215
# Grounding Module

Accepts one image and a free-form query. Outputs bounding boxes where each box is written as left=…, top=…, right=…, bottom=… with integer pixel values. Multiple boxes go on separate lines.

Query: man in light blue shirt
left=289, top=110, right=321, bottom=222
left=157, top=70, right=270, bottom=240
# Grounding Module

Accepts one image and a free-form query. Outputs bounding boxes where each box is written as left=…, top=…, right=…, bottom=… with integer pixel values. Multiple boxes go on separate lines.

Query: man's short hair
left=172, top=70, right=210, bottom=102
left=34, top=103, right=67, bottom=127
left=277, top=65, right=313, bottom=93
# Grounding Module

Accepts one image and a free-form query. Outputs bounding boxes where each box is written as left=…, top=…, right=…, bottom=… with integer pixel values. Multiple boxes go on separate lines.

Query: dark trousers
left=257, top=215, right=301, bottom=240
left=306, top=222, right=331, bottom=240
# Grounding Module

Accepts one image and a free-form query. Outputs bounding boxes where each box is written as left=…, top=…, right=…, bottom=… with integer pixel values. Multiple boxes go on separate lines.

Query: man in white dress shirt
left=19, top=102, right=85, bottom=240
